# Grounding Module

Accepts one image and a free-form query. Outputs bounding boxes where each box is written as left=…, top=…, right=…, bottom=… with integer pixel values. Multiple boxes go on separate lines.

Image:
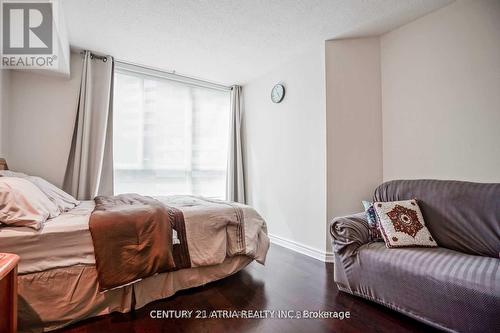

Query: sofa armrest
left=330, top=212, right=370, bottom=258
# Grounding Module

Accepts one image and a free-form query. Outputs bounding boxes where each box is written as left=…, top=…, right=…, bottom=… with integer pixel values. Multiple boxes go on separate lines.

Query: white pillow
left=0, top=177, right=61, bottom=230
left=27, top=176, right=79, bottom=212
left=0, top=170, right=29, bottom=178
left=0, top=171, right=80, bottom=213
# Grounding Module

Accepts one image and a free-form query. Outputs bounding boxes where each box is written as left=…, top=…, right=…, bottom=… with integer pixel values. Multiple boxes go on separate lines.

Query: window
left=113, top=67, right=230, bottom=198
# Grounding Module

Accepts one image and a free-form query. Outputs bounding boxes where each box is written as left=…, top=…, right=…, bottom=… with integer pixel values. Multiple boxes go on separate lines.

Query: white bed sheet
left=0, top=201, right=96, bottom=274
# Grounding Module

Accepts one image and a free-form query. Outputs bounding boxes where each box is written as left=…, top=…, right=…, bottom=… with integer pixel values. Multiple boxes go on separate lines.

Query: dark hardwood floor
left=56, top=244, right=439, bottom=333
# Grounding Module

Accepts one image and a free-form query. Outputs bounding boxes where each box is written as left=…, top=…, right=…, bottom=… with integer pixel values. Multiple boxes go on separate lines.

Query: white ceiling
left=62, top=0, right=452, bottom=85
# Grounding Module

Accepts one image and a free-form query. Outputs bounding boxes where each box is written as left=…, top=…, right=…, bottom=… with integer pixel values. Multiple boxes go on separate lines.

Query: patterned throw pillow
left=362, top=201, right=383, bottom=242
left=373, top=199, right=437, bottom=248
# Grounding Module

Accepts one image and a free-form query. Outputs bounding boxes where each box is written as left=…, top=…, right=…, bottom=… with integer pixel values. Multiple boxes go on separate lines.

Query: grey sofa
left=330, top=179, right=500, bottom=333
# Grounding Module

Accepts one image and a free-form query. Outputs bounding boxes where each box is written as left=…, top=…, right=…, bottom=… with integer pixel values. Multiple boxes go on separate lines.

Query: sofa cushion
left=342, top=243, right=500, bottom=332
left=374, top=179, right=500, bottom=258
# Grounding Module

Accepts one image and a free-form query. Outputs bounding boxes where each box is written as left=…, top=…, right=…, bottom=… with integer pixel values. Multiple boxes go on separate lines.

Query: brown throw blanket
left=89, top=194, right=191, bottom=291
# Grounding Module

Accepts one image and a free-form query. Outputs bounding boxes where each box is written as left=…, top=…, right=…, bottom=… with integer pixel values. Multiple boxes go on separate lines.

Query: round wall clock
left=271, top=84, right=285, bottom=103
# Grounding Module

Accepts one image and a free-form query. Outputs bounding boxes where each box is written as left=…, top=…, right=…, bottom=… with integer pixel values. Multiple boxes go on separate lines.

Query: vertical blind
left=113, top=68, right=231, bottom=198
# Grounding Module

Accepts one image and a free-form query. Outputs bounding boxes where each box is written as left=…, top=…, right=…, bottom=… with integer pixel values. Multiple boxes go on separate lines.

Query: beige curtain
left=63, top=51, right=114, bottom=200
left=226, top=85, right=245, bottom=203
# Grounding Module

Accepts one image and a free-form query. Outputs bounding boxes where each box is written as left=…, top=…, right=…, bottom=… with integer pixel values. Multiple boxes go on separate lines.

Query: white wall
left=0, top=70, right=10, bottom=156
left=243, top=38, right=382, bottom=258
left=243, top=46, right=328, bottom=255
left=381, top=0, right=500, bottom=182
left=5, top=53, right=82, bottom=186
left=325, top=37, right=382, bottom=220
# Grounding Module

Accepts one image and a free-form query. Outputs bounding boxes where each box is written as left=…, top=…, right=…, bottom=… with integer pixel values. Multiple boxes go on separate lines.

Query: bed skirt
left=18, top=256, right=253, bottom=332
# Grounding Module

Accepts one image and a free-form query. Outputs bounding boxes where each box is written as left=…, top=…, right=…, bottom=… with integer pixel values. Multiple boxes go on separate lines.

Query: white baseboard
left=268, top=233, right=334, bottom=263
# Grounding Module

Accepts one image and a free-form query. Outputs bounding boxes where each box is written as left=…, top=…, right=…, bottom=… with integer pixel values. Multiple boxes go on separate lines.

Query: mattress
left=1, top=195, right=268, bottom=277
left=0, top=201, right=96, bottom=274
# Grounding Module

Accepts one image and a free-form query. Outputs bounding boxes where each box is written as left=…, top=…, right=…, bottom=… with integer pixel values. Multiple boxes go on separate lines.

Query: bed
left=0, top=161, right=269, bottom=332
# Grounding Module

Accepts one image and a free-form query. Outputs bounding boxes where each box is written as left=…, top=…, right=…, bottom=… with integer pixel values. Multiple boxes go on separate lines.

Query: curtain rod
left=79, top=50, right=109, bottom=62
left=72, top=46, right=233, bottom=91
left=115, top=59, right=233, bottom=92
